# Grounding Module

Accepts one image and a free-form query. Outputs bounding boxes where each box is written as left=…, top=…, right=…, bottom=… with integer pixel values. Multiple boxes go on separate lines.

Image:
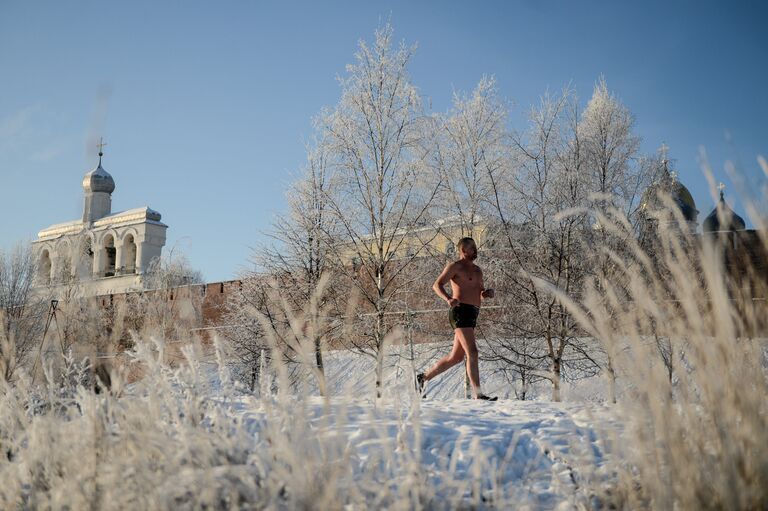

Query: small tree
left=131, top=249, right=204, bottom=349
left=488, top=89, right=591, bottom=401
left=226, top=144, right=339, bottom=394
left=319, top=25, right=439, bottom=396
left=0, top=243, right=49, bottom=381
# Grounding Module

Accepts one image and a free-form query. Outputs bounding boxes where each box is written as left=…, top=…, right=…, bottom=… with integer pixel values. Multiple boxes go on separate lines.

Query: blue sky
left=1, top=1, right=766, bottom=282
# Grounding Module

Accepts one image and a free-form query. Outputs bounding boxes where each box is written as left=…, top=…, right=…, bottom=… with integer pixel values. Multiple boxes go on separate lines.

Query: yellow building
left=338, top=215, right=491, bottom=265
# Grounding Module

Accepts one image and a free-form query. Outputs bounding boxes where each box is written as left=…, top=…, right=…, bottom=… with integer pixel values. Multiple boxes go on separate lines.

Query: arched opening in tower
left=39, top=249, right=52, bottom=284
left=123, top=234, right=137, bottom=274
left=103, top=235, right=116, bottom=277
left=78, top=237, right=94, bottom=279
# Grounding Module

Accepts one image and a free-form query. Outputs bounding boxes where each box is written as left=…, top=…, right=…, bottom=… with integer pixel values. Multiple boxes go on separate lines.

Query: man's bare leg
left=424, top=332, right=465, bottom=381
left=455, top=327, right=482, bottom=397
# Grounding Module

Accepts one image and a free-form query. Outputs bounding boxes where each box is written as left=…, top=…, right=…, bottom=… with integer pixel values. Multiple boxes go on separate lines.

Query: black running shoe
left=416, top=373, right=426, bottom=395
left=475, top=394, right=498, bottom=401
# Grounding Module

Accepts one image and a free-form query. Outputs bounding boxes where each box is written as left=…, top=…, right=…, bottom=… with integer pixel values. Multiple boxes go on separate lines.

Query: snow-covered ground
left=136, top=333, right=765, bottom=509
left=0, top=339, right=623, bottom=510
left=232, top=394, right=617, bottom=509
left=216, top=341, right=621, bottom=509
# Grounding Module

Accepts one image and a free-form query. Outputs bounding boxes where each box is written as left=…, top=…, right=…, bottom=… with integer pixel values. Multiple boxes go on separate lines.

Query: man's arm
left=479, top=269, right=495, bottom=299
left=433, top=263, right=458, bottom=307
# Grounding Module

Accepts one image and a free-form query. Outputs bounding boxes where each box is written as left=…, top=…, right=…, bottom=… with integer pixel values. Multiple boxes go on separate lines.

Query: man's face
left=460, top=243, right=477, bottom=261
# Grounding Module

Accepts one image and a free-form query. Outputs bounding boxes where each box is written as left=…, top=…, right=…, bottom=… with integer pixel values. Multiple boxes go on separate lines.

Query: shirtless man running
left=417, top=237, right=497, bottom=400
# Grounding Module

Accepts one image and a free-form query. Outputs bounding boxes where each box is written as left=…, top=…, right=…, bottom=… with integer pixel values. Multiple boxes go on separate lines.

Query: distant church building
left=702, top=185, right=747, bottom=234
left=639, top=148, right=767, bottom=298
left=32, top=143, right=167, bottom=297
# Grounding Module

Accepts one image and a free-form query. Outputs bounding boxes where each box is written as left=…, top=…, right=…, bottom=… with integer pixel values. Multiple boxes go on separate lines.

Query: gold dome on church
left=640, top=161, right=698, bottom=224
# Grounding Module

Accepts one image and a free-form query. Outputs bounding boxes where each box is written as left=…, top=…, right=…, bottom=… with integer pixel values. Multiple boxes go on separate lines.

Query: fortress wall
left=88, top=280, right=243, bottom=343
left=200, top=280, right=242, bottom=328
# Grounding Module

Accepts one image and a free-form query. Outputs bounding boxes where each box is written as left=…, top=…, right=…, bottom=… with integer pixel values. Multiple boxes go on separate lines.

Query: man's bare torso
left=449, top=260, right=484, bottom=307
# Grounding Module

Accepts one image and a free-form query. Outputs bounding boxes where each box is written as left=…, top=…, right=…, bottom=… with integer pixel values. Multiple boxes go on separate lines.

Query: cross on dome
left=97, top=137, right=107, bottom=165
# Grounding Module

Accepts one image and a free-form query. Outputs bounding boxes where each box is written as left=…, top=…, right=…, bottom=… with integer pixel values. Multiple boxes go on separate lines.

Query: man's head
left=457, top=237, right=478, bottom=261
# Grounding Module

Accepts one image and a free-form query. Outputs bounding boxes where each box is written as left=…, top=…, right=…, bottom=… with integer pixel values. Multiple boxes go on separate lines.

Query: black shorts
left=449, top=303, right=480, bottom=329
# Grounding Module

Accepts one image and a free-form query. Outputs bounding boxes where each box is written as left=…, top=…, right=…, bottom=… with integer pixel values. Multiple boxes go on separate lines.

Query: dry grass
left=551, top=192, right=768, bottom=510
left=0, top=306, right=508, bottom=510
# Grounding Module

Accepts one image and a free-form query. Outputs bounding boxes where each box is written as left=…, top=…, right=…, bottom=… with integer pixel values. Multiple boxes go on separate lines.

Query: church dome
left=82, top=162, right=115, bottom=194
left=640, top=169, right=698, bottom=224
left=703, top=190, right=745, bottom=233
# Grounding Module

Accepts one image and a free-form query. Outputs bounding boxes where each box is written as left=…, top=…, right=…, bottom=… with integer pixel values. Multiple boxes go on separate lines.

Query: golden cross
left=97, top=137, right=107, bottom=156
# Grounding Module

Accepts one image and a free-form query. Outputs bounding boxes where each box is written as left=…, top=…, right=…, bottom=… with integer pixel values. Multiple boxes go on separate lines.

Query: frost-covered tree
left=222, top=275, right=270, bottom=392
left=128, top=249, right=204, bottom=346
left=580, top=77, right=642, bottom=217
left=142, top=250, right=204, bottom=291
left=483, top=81, right=651, bottom=401
left=580, top=77, right=646, bottom=281
left=578, top=78, right=651, bottom=401
left=434, top=76, right=509, bottom=240
left=225, top=143, right=339, bottom=393
left=319, top=25, right=439, bottom=395
left=487, top=89, right=594, bottom=401
left=0, top=243, right=49, bottom=381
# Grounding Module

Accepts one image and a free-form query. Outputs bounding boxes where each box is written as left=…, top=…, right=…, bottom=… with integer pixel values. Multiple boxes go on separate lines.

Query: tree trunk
left=250, top=363, right=257, bottom=393
left=552, top=357, right=562, bottom=402
left=375, top=309, right=385, bottom=398
left=520, top=374, right=528, bottom=401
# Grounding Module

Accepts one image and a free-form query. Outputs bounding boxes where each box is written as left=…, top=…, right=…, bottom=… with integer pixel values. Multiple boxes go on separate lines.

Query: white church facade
left=32, top=149, right=167, bottom=297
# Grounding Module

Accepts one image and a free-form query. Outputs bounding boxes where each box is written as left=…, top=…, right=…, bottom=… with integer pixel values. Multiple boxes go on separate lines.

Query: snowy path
left=235, top=395, right=618, bottom=509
